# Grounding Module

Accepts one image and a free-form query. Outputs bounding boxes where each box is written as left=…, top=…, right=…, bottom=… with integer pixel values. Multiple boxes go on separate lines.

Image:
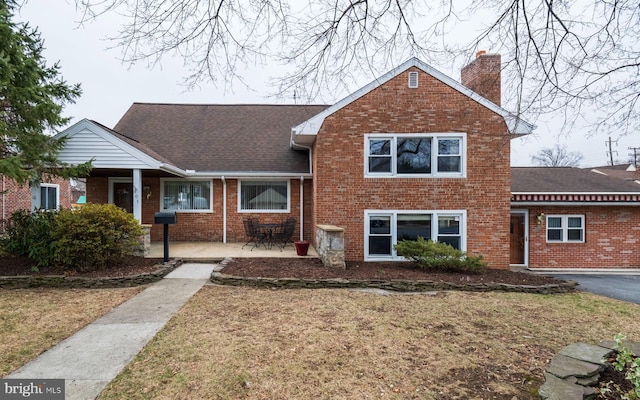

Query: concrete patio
left=147, top=241, right=318, bottom=260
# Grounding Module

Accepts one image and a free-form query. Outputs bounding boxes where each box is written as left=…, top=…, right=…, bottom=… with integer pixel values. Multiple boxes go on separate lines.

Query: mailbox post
left=154, top=212, right=177, bottom=262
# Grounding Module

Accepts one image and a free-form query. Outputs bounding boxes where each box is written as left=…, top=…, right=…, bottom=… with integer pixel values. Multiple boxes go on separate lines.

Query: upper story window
left=39, top=184, right=59, bottom=210
left=365, top=133, right=465, bottom=177
left=239, top=180, right=290, bottom=212
left=546, top=215, right=585, bottom=243
left=161, top=179, right=212, bottom=212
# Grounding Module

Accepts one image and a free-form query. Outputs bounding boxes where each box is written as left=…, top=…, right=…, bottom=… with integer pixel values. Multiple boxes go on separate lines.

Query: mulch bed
left=221, top=258, right=566, bottom=286
left=0, top=255, right=566, bottom=287
left=0, top=255, right=165, bottom=278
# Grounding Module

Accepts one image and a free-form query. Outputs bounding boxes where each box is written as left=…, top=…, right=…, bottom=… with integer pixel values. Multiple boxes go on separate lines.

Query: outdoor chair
left=270, top=217, right=296, bottom=251
left=242, top=218, right=267, bottom=250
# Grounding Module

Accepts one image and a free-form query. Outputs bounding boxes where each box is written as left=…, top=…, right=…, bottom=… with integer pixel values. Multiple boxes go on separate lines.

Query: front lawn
left=100, top=287, right=640, bottom=399
left=0, top=287, right=142, bottom=376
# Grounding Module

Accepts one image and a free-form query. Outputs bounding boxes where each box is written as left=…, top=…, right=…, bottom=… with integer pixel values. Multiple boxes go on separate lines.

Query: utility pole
left=606, top=137, right=618, bottom=166
left=629, top=146, right=640, bottom=168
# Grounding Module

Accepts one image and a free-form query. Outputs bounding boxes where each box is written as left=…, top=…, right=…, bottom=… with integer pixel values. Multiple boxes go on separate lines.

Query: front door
left=510, top=213, right=526, bottom=265
left=113, top=182, right=133, bottom=214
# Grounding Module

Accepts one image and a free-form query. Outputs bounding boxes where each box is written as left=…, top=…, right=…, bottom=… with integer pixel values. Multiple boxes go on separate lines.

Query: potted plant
left=294, top=240, right=310, bottom=256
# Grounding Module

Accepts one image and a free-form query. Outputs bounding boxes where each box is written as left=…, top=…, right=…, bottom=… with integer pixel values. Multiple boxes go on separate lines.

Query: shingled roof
left=112, top=103, right=330, bottom=174
left=511, top=167, right=640, bottom=193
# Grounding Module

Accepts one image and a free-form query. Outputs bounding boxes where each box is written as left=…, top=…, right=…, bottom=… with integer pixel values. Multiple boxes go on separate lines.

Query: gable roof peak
left=291, top=57, right=534, bottom=146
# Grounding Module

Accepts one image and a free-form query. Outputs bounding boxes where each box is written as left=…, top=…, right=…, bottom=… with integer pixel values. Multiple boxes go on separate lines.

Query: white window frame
left=39, top=183, right=59, bottom=210
left=160, top=178, right=213, bottom=213
left=364, top=210, right=467, bottom=261
left=546, top=215, right=585, bottom=243
left=238, top=179, right=290, bottom=213
left=364, top=133, right=466, bottom=178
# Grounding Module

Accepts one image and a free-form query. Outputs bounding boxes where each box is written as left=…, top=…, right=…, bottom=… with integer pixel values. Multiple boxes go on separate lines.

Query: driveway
left=546, top=274, right=640, bottom=305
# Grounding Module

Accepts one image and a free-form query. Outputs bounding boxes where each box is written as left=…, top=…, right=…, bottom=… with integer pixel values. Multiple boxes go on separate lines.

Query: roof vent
left=408, top=71, right=418, bottom=88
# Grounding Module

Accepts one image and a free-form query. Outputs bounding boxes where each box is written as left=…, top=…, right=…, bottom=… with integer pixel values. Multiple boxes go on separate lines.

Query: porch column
left=132, top=169, right=142, bottom=223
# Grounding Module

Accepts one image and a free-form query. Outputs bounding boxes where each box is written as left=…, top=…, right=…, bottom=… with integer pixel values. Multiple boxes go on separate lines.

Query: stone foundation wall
left=134, top=224, right=152, bottom=257
left=315, top=224, right=346, bottom=269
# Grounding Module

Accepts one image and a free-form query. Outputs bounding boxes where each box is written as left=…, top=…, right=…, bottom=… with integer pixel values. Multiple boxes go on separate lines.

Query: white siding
left=57, top=127, right=158, bottom=169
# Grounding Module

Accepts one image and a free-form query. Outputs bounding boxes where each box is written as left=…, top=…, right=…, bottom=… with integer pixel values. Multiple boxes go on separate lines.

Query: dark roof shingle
left=112, top=103, right=329, bottom=174
left=511, top=167, right=640, bottom=193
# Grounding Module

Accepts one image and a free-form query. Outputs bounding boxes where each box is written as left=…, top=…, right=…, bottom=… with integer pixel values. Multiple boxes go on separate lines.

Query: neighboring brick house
left=0, top=176, right=77, bottom=230
left=55, top=54, right=538, bottom=269
left=511, top=167, right=640, bottom=270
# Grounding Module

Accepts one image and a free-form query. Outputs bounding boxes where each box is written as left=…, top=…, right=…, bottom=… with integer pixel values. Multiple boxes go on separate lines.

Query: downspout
left=299, top=177, right=304, bottom=241
left=291, top=129, right=314, bottom=242
left=221, top=176, right=227, bottom=243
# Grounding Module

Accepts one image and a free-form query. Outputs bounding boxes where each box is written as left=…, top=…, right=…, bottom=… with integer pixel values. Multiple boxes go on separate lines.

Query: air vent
left=408, top=72, right=418, bottom=88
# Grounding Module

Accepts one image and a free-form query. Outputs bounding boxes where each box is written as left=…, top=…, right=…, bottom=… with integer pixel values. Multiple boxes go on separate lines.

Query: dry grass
left=100, top=286, right=640, bottom=400
left=0, top=287, right=142, bottom=376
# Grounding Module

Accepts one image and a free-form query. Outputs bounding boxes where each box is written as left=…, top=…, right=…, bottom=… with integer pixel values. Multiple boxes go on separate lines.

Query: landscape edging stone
left=539, top=340, right=640, bottom=399
left=0, top=259, right=183, bottom=289
left=209, top=271, right=577, bottom=294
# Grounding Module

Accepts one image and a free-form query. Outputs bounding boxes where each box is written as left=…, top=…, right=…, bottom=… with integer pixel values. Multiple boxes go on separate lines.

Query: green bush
left=2, top=209, right=59, bottom=267
left=51, top=204, right=144, bottom=271
left=2, top=204, right=144, bottom=272
left=394, top=237, right=487, bottom=273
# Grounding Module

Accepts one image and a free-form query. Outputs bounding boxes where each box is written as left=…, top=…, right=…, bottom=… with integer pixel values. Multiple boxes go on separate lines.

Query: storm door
left=109, top=178, right=133, bottom=214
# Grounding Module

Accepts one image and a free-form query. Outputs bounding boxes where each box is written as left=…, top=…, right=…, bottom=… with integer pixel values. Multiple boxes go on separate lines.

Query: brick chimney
left=460, top=51, right=501, bottom=106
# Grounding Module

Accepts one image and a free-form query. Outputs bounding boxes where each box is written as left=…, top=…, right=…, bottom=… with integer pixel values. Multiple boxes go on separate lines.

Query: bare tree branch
left=69, top=0, right=640, bottom=137
left=531, top=144, right=584, bottom=167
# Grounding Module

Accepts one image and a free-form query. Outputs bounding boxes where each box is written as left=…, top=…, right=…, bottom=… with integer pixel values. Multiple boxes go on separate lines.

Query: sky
left=16, top=0, right=638, bottom=168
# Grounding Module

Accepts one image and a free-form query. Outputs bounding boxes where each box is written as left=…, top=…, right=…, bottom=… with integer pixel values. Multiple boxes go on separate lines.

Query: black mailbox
left=155, top=212, right=177, bottom=262
left=154, top=212, right=177, bottom=225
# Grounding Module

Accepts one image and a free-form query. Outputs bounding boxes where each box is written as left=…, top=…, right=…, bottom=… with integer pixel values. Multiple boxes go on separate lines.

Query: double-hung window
left=161, top=180, right=212, bottom=212
left=546, top=215, right=585, bottom=243
left=366, top=134, right=465, bottom=177
left=239, top=180, right=289, bottom=212
left=39, top=184, right=59, bottom=210
left=365, top=210, right=466, bottom=260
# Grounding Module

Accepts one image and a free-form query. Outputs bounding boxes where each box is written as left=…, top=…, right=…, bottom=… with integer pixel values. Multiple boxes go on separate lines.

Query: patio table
left=256, top=223, right=282, bottom=250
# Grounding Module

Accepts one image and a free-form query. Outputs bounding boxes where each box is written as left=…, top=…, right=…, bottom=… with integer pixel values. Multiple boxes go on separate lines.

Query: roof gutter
left=511, top=201, right=640, bottom=206
left=184, top=171, right=313, bottom=179
left=512, top=192, right=640, bottom=196
left=290, top=129, right=313, bottom=176
left=159, top=164, right=188, bottom=177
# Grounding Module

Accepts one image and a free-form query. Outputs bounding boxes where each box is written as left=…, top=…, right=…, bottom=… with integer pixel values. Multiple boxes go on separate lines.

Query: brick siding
left=312, top=67, right=513, bottom=268
left=526, top=205, right=640, bottom=269
left=460, top=52, right=502, bottom=106
left=86, top=176, right=313, bottom=243
left=0, top=176, right=74, bottom=227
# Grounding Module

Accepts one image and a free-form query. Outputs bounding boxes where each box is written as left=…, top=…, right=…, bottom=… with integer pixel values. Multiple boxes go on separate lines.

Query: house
left=55, top=53, right=535, bottom=269
left=510, top=167, right=640, bottom=270
left=0, top=176, right=79, bottom=231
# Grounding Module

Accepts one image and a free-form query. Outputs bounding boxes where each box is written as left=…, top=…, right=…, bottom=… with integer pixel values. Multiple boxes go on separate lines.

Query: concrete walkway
left=7, top=263, right=218, bottom=400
